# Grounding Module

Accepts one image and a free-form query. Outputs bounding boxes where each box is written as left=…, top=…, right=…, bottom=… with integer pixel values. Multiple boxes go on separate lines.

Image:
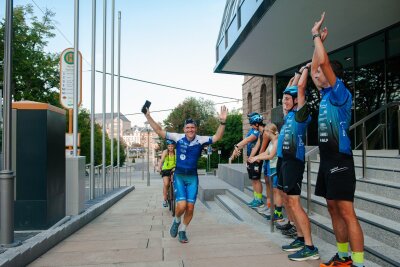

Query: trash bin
left=12, top=101, right=66, bottom=230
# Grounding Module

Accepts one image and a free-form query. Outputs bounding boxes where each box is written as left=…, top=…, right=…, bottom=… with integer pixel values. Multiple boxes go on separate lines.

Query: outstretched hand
left=218, top=105, right=228, bottom=123
left=312, top=12, right=325, bottom=35
left=321, top=27, right=328, bottom=42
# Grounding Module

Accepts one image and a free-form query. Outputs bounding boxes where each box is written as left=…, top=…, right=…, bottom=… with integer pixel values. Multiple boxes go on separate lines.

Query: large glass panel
left=387, top=25, right=400, bottom=148
left=355, top=33, right=385, bottom=149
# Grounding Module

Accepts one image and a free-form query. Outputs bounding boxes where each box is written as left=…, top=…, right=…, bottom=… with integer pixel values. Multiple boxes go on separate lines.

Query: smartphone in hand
left=141, top=100, right=151, bottom=114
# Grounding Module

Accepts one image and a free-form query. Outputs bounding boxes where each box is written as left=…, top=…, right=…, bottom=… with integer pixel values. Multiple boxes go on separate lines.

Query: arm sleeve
left=295, top=104, right=311, bottom=123
left=198, top=135, right=213, bottom=145
left=166, top=132, right=182, bottom=142
left=330, top=78, right=350, bottom=106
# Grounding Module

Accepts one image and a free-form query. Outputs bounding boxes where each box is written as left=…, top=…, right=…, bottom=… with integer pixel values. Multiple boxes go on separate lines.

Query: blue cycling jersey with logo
left=166, top=132, right=212, bottom=174
left=280, top=107, right=311, bottom=162
left=246, top=128, right=260, bottom=156
left=318, top=78, right=352, bottom=156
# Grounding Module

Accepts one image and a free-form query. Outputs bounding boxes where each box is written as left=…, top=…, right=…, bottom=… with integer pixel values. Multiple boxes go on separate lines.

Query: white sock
left=174, top=217, right=181, bottom=223
left=179, top=223, right=187, bottom=232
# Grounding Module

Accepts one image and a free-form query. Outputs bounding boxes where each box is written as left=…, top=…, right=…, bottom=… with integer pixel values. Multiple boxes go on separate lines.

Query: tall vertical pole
left=110, top=0, right=115, bottom=190
left=0, top=0, right=15, bottom=246
left=73, top=0, right=79, bottom=156
left=102, top=0, right=107, bottom=194
left=147, top=130, right=150, bottom=186
left=117, top=11, right=121, bottom=187
left=90, top=0, right=96, bottom=200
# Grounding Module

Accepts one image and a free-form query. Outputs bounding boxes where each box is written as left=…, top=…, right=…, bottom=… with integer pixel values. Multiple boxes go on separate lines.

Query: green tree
left=163, top=97, right=218, bottom=136
left=0, top=4, right=60, bottom=106
left=211, top=110, right=243, bottom=167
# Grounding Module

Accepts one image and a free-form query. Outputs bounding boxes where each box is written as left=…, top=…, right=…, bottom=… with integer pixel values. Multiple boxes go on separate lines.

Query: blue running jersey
left=245, top=128, right=260, bottom=156
left=281, top=106, right=311, bottom=162
left=166, top=132, right=212, bottom=174
left=318, top=78, right=352, bottom=156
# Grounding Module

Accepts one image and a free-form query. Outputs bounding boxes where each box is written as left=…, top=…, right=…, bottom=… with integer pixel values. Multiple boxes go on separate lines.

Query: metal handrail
left=349, top=101, right=399, bottom=130
left=269, top=171, right=277, bottom=233
left=349, top=101, right=400, bottom=178
left=305, top=146, right=319, bottom=215
left=354, top=124, right=385, bottom=150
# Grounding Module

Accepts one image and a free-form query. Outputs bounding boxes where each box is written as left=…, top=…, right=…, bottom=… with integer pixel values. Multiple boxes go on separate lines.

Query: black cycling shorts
left=247, top=161, right=263, bottom=180
left=161, top=169, right=173, bottom=178
left=277, top=158, right=304, bottom=195
left=315, top=154, right=356, bottom=201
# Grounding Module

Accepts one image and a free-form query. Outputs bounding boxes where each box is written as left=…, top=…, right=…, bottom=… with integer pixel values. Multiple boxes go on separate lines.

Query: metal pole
left=269, top=175, right=274, bottom=232
left=147, top=130, right=150, bottom=186
left=362, top=123, right=367, bottom=178
left=102, top=0, right=107, bottom=194
left=306, top=157, right=311, bottom=215
left=110, top=0, right=115, bottom=190
left=117, top=11, right=121, bottom=187
left=90, top=0, right=96, bottom=200
left=398, top=107, right=400, bottom=155
left=0, top=0, right=16, bottom=246
left=73, top=0, right=79, bottom=156
left=142, top=154, right=144, bottom=180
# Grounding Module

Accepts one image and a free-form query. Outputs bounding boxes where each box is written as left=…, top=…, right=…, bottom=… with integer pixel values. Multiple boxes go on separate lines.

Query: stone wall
left=241, top=75, right=274, bottom=158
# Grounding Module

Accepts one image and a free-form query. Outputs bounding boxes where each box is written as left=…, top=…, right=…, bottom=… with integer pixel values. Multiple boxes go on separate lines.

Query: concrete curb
left=0, top=186, right=135, bottom=267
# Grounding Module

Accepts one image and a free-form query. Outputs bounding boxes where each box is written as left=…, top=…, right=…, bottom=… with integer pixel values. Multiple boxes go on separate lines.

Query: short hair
left=330, top=60, right=344, bottom=79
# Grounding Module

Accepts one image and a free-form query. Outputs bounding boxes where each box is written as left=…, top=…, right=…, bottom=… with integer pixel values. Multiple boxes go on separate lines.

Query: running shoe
left=247, top=199, right=257, bottom=206
left=249, top=199, right=264, bottom=209
left=320, top=253, right=352, bottom=266
left=282, top=226, right=297, bottom=236
left=163, top=200, right=168, bottom=208
left=288, top=246, right=320, bottom=261
left=170, top=220, right=180, bottom=238
left=255, top=204, right=268, bottom=213
left=273, top=210, right=284, bottom=222
left=178, top=231, right=189, bottom=243
left=282, top=239, right=305, bottom=252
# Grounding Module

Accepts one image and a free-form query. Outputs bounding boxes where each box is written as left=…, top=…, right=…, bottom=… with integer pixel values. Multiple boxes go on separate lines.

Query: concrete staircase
left=205, top=152, right=400, bottom=267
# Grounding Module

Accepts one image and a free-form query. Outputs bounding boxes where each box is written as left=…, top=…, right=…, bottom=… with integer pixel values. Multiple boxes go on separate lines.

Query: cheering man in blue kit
left=143, top=103, right=227, bottom=243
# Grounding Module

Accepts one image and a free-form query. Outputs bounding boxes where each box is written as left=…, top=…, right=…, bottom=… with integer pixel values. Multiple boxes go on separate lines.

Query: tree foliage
left=0, top=4, right=60, bottom=106
left=163, top=97, right=218, bottom=136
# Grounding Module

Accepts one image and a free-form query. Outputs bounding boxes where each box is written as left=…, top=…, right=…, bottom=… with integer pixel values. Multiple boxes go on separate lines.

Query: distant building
left=94, top=113, right=131, bottom=139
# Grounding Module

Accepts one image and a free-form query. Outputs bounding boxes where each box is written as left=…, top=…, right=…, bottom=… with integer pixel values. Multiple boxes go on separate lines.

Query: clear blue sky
left=8, top=0, right=243, bottom=127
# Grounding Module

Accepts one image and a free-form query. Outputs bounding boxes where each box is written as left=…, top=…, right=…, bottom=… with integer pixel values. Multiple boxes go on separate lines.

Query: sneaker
left=282, top=226, right=297, bottom=236
left=288, top=246, right=320, bottom=261
left=261, top=209, right=271, bottom=218
left=170, top=220, right=180, bottom=238
left=255, top=204, right=267, bottom=213
left=320, top=253, right=352, bottom=267
left=247, top=199, right=257, bottom=206
left=178, top=231, right=188, bottom=243
left=273, top=211, right=284, bottom=222
left=249, top=199, right=264, bottom=209
left=282, top=239, right=304, bottom=252
left=163, top=200, right=168, bottom=208
left=275, top=221, right=293, bottom=231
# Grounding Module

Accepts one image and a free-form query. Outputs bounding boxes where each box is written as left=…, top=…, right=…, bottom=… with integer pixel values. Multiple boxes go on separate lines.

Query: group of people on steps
left=144, top=12, right=364, bottom=267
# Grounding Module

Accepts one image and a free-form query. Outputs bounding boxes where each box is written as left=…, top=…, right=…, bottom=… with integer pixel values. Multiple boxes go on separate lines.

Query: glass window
left=260, top=84, right=266, bottom=112
left=247, top=92, right=252, bottom=114
left=355, top=33, right=385, bottom=149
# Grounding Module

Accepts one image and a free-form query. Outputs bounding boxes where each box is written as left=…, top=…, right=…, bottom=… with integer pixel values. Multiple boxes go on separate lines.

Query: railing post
left=307, top=156, right=311, bottom=215
left=362, top=123, right=367, bottom=178
left=126, top=165, right=128, bottom=186
left=269, top=174, right=274, bottom=233
left=398, top=107, right=400, bottom=155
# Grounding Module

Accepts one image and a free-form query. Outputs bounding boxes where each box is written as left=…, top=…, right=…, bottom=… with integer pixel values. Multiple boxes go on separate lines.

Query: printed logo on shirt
left=180, top=154, right=186, bottom=160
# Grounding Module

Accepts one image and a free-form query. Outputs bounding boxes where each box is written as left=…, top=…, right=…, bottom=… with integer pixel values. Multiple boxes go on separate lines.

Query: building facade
left=215, top=0, right=400, bottom=149
left=94, top=113, right=131, bottom=139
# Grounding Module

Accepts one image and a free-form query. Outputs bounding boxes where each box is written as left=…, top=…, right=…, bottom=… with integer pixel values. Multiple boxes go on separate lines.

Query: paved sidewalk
left=30, top=174, right=320, bottom=267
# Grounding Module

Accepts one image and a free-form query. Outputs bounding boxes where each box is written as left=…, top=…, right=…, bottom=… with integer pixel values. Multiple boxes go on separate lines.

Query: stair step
left=300, top=180, right=400, bottom=222
left=300, top=191, right=400, bottom=250
left=308, top=212, right=400, bottom=267
left=304, top=169, right=400, bottom=201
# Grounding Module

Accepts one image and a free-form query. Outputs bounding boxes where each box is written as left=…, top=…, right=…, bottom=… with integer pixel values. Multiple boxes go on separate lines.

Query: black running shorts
left=315, top=154, right=356, bottom=201
left=277, top=158, right=305, bottom=195
left=247, top=161, right=263, bottom=180
left=160, top=169, right=172, bottom=178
